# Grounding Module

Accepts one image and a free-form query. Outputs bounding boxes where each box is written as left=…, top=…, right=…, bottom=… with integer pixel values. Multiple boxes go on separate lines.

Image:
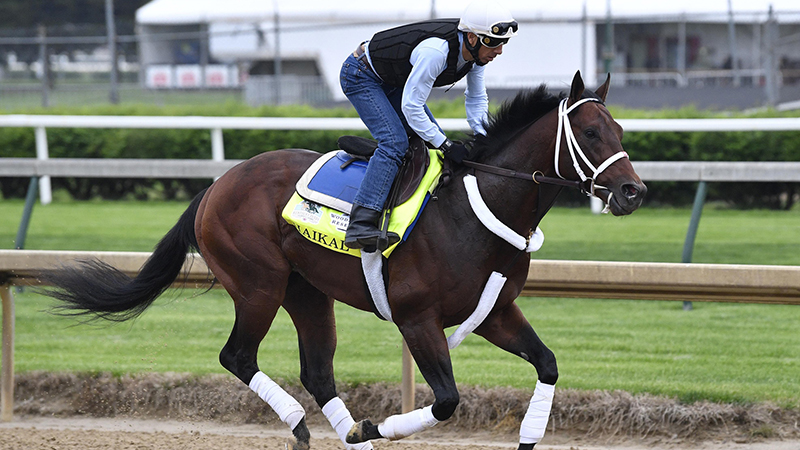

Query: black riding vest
left=367, top=19, right=474, bottom=88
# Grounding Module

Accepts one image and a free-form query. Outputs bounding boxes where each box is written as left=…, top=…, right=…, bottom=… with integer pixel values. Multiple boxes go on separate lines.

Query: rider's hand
left=440, top=139, right=469, bottom=164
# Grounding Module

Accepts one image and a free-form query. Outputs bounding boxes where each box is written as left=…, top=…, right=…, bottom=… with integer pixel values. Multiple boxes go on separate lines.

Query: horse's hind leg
left=216, top=272, right=310, bottom=450
left=474, top=302, right=558, bottom=450
left=282, top=273, right=373, bottom=450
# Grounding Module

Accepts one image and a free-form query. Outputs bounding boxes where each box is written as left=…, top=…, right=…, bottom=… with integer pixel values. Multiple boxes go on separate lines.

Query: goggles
left=479, top=35, right=509, bottom=48
left=478, top=21, right=518, bottom=48
left=490, top=21, right=518, bottom=36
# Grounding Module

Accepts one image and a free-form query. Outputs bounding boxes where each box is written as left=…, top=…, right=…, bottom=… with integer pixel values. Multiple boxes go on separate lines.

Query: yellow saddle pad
left=281, top=149, right=442, bottom=258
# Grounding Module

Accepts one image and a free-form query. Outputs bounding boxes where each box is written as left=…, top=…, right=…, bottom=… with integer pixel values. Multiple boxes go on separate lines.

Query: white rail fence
left=2, top=115, right=800, bottom=204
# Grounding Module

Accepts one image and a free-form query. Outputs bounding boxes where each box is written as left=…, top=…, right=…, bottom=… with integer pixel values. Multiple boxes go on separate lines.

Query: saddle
left=336, top=134, right=431, bottom=209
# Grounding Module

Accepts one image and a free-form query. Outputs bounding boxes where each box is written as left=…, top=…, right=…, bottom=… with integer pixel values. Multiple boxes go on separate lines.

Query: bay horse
left=42, top=71, right=646, bottom=450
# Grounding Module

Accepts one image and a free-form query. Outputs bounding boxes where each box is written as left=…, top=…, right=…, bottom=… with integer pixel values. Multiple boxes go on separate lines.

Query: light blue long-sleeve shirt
left=366, top=34, right=488, bottom=148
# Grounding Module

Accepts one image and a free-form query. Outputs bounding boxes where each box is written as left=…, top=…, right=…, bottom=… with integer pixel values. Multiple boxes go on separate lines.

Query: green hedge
left=620, top=129, right=800, bottom=209
left=0, top=103, right=372, bottom=200
left=1, top=102, right=798, bottom=207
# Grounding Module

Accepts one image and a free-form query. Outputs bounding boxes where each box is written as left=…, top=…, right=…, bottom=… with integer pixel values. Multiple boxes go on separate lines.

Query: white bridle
left=554, top=97, right=629, bottom=211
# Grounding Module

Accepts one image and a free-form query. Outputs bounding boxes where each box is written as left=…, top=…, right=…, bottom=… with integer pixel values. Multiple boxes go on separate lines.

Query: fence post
left=764, top=6, right=779, bottom=107
left=401, top=339, right=415, bottom=413
left=38, top=25, right=49, bottom=108
left=15, top=177, right=39, bottom=250
left=211, top=128, right=224, bottom=181
left=35, top=127, right=52, bottom=205
left=211, top=128, right=224, bottom=162
left=105, top=0, right=119, bottom=104
left=590, top=196, right=604, bottom=214
left=1, top=284, right=14, bottom=422
left=681, top=180, right=708, bottom=311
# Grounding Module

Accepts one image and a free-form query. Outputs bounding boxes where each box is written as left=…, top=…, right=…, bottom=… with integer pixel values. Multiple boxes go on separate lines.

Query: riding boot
left=345, top=205, right=400, bottom=252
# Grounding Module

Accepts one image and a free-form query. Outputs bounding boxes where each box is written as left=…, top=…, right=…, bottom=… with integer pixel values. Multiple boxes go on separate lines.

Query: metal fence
left=244, top=75, right=332, bottom=106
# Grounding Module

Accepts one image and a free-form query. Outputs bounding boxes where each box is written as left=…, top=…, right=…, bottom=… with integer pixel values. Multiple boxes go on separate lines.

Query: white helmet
left=458, top=0, right=518, bottom=47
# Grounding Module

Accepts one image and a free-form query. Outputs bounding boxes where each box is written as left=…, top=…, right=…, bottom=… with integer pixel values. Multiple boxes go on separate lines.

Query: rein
left=462, top=160, right=593, bottom=192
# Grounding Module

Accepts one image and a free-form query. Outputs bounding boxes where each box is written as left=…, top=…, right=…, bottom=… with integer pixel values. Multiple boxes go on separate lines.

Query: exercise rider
left=339, top=0, right=518, bottom=252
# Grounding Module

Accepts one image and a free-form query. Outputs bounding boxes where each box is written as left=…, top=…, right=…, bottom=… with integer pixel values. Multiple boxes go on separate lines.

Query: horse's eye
left=584, top=128, right=598, bottom=139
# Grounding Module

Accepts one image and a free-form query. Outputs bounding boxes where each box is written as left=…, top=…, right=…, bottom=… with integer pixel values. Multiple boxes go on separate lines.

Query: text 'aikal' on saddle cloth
left=281, top=150, right=443, bottom=258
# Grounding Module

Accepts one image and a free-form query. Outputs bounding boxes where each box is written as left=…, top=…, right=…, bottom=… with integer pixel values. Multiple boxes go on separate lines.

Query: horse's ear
left=568, top=70, right=585, bottom=106
left=595, top=73, right=611, bottom=102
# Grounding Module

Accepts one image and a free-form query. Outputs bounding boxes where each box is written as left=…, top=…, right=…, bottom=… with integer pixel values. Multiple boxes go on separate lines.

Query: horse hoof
left=286, top=439, right=310, bottom=450
left=346, top=419, right=382, bottom=443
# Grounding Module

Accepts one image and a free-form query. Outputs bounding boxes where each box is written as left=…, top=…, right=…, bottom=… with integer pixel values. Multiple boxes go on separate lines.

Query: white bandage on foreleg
left=519, top=381, right=555, bottom=444
left=377, top=405, right=439, bottom=441
left=249, top=371, right=306, bottom=430
left=322, top=397, right=374, bottom=450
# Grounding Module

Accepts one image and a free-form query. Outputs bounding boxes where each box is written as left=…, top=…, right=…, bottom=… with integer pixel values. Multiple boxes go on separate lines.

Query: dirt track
left=2, top=416, right=800, bottom=450
left=6, top=373, right=800, bottom=450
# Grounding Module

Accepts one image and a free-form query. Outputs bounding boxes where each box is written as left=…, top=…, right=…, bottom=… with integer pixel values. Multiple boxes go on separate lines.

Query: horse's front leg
left=347, top=315, right=458, bottom=443
left=474, top=301, right=558, bottom=450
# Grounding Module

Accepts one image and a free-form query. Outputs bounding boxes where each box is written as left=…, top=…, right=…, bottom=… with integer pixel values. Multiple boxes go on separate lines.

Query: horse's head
left=555, top=71, right=646, bottom=216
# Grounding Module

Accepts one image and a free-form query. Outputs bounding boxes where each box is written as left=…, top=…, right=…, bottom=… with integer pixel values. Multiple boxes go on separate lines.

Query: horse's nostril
left=621, top=182, right=648, bottom=200
left=622, top=183, right=640, bottom=199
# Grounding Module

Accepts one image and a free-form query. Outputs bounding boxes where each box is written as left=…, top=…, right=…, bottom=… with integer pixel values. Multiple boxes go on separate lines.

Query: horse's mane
left=468, top=84, right=606, bottom=164
left=468, top=84, right=563, bottom=163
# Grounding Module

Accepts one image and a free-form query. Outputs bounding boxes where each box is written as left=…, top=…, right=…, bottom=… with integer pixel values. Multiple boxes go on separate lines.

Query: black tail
left=41, top=188, right=208, bottom=322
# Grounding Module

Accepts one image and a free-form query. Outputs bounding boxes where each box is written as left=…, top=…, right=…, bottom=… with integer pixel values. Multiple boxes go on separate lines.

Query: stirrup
left=376, top=231, right=401, bottom=252
left=347, top=231, right=400, bottom=253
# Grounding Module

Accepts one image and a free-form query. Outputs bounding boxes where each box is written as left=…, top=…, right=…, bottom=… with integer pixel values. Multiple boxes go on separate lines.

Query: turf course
left=1, top=200, right=799, bottom=407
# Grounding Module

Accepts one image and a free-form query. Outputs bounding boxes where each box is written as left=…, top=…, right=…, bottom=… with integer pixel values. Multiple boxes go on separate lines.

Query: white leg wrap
left=377, top=405, right=439, bottom=441
left=519, top=381, right=555, bottom=445
left=249, top=371, right=306, bottom=430
left=322, top=397, right=374, bottom=450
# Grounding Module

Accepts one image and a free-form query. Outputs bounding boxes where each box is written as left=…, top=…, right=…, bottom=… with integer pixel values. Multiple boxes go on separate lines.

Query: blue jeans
left=340, top=53, right=438, bottom=212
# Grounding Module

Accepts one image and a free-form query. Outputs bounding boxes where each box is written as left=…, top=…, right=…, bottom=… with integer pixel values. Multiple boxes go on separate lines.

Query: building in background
left=135, top=0, right=601, bottom=104
left=1, top=0, right=799, bottom=108
left=133, top=0, right=800, bottom=108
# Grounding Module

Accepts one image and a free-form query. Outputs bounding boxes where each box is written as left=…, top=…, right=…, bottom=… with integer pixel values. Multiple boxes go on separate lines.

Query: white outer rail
left=3, top=115, right=800, bottom=131
left=2, top=115, right=800, bottom=204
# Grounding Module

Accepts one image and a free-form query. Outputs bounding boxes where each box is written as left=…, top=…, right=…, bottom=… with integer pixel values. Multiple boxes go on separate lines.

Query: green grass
left=534, top=206, right=800, bottom=265
left=1, top=200, right=190, bottom=251
left=0, top=84, right=245, bottom=111
left=1, top=200, right=799, bottom=407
